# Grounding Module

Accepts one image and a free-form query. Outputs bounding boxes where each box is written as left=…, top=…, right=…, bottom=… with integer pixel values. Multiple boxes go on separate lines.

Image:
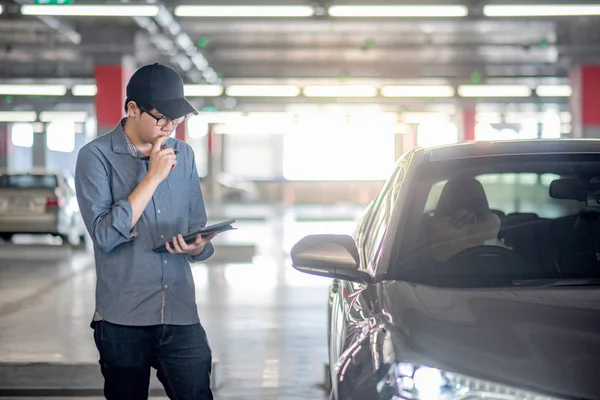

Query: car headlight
left=377, top=362, right=561, bottom=400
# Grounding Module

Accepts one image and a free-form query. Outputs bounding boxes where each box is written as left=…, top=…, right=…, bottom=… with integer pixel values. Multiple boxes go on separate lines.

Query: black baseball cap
left=126, top=63, right=197, bottom=120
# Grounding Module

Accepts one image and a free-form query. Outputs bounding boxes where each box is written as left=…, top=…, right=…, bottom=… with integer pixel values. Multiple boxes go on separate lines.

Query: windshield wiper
left=512, top=278, right=600, bottom=287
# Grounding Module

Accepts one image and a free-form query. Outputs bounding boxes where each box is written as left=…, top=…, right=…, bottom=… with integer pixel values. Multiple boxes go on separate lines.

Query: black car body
left=290, top=140, right=600, bottom=400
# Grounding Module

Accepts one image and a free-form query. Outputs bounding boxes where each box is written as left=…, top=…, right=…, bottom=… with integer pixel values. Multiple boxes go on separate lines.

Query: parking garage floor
left=0, top=204, right=364, bottom=400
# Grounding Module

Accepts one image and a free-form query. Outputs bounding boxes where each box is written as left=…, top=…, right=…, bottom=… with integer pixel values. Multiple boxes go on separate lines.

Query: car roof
left=423, top=139, right=600, bottom=162
left=0, top=168, right=68, bottom=176
left=0, top=170, right=72, bottom=182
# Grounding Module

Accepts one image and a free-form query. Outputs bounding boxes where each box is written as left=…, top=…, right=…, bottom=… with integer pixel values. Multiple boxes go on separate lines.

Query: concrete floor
left=0, top=204, right=363, bottom=400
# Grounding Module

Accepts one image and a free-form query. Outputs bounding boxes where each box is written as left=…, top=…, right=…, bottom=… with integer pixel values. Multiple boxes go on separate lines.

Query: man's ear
left=127, top=101, right=140, bottom=118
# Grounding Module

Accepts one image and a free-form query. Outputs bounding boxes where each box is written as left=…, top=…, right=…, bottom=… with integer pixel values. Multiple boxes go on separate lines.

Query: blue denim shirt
left=75, top=119, right=213, bottom=326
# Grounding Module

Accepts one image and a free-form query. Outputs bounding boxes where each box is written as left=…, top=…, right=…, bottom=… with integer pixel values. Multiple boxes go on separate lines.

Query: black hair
left=124, top=98, right=154, bottom=113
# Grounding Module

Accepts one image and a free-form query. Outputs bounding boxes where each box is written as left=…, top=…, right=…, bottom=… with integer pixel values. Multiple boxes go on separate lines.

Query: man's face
left=139, top=108, right=177, bottom=144
left=129, top=103, right=176, bottom=145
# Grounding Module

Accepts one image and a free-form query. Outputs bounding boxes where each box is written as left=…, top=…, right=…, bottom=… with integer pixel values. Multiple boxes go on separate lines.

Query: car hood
left=381, top=281, right=600, bottom=399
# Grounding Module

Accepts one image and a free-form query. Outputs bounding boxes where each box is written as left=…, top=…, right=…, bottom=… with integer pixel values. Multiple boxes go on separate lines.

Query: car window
left=425, top=173, right=579, bottom=219
left=0, top=174, right=58, bottom=189
left=361, top=168, right=399, bottom=234
left=364, top=164, right=406, bottom=274
left=395, top=154, right=600, bottom=288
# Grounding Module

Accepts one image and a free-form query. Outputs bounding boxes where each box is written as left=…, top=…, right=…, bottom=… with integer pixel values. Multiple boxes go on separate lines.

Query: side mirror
left=290, top=234, right=372, bottom=284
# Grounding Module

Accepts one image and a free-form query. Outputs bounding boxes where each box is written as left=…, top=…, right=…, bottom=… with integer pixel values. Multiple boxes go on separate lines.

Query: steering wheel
left=446, top=245, right=517, bottom=266
left=440, top=245, right=525, bottom=287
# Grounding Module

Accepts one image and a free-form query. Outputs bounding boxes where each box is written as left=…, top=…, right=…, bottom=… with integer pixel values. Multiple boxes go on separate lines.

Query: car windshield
left=0, top=174, right=58, bottom=189
left=396, top=153, right=600, bottom=288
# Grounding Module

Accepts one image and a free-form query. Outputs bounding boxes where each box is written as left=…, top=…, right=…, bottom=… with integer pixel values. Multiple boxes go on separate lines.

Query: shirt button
left=164, top=285, right=168, bottom=289
left=161, top=235, right=164, bottom=239
left=164, top=260, right=167, bottom=264
left=157, top=210, right=161, bottom=213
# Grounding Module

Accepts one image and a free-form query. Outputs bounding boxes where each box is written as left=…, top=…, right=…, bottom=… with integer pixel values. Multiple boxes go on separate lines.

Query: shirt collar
left=111, top=117, right=167, bottom=158
left=123, top=128, right=141, bottom=158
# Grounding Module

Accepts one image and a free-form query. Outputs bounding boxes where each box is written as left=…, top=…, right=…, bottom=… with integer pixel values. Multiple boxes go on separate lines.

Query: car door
left=328, top=161, right=407, bottom=398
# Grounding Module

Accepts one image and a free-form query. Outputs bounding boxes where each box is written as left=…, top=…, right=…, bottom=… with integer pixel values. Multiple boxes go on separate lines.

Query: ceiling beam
left=177, top=34, right=555, bottom=48
left=5, top=1, right=81, bottom=45
left=0, top=62, right=92, bottom=79
left=178, top=18, right=556, bottom=35
left=0, top=95, right=570, bottom=114
left=0, top=62, right=566, bottom=81
left=129, top=4, right=222, bottom=85
left=207, top=62, right=566, bottom=78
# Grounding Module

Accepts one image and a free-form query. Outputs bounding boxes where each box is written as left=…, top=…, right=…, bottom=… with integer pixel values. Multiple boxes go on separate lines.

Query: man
left=75, top=63, right=216, bottom=400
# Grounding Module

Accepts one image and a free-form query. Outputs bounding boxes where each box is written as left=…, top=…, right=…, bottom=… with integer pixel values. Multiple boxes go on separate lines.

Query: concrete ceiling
left=1, top=0, right=599, bottom=113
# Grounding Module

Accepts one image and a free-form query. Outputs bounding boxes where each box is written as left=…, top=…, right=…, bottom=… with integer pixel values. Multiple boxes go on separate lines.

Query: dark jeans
left=92, top=320, right=213, bottom=400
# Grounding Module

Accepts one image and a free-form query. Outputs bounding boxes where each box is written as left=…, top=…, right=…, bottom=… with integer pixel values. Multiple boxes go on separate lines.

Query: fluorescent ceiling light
left=483, top=5, right=600, bottom=17
left=328, top=5, right=468, bottom=17
left=0, top=84, right=67, bottom=96
left=381, top=85, right=455, bottom=97
left=0, top=5, right=3, bottom=15
left=225, top=85, right=300, bottom=97
left=40, top=111, right=88, bottom=123
left=458, top=85, right=532, bottom=97
left=174, top=5, right=314, bottom=17
left=0, top=112, right=37, bottom=123
left=72, top=84, right=97, bottom=96
left=536, top=85, right=572, bottom=97
left=21, top=4, right=159, bottom=17
left=184, top=85, right=223, bottom=97
left=191, top=54, right=209, bottom=71
left=303, top=85, right=378, bottom=97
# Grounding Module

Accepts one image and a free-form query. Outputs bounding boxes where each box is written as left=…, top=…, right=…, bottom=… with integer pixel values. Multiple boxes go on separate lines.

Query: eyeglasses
left=139, top=105, right=186, bottom=127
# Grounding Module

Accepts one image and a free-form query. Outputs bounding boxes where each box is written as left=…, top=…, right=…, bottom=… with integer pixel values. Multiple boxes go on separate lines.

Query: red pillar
left=207, top=124, right=214, bottom=156
left=461, top=108, right=476, bottom=141
left=175, top=120, right=186, bottom=141
left=570, top=65, right=600, bottom=138
left=402, top=124, right=417, bottom=150
left=94, top=59, right=134, bottom=136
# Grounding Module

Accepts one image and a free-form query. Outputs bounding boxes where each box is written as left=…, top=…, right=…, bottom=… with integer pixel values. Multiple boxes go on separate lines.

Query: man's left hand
left=166, top=232, right=217, bottom=256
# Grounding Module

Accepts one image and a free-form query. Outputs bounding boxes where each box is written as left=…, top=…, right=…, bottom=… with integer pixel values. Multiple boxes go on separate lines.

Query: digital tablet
left=152, top=219, right=236, bottom=253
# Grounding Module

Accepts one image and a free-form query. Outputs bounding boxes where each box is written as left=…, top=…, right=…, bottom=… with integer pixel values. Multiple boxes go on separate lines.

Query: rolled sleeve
left=75, top=145, right=137, bottom=253
left=111, top=199, right=138, bottom=239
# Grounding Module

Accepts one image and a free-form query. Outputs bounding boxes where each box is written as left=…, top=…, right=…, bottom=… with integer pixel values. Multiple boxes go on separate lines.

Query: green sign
left=470, top=72, right=481, bottom=84
left=197, top=38, right=209, bottom=48
left=364, top=38, right=376, bottom=49
left=34, top=0, right=73, bottom=5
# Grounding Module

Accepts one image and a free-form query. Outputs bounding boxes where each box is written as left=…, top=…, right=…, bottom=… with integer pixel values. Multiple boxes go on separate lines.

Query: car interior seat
left=426, top=177, right=502, bottom=263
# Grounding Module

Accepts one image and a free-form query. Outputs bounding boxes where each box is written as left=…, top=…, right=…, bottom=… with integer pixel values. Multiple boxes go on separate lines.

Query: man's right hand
left=147, top=136, right=177, bottom=183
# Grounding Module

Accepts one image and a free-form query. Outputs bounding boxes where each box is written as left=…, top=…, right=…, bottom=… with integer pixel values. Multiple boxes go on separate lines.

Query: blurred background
left=0, top=1, right=599, bottom=399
